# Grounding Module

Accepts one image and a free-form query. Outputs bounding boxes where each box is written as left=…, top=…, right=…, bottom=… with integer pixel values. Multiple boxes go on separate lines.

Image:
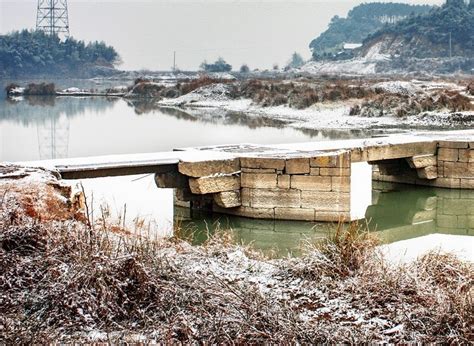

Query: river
left=1, top=79, right=472, bottom=259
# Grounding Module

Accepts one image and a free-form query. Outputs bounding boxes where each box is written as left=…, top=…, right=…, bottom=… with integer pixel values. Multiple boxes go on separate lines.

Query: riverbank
left=6, top=76, right=473, bottom=131
left=156, top=78, right=474, bottom=131
left=1, top=164, right=472, bottom=343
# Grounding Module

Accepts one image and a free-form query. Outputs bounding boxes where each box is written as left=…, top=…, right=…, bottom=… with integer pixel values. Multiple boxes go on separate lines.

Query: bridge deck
left=18, top=129, right=474, bottom=179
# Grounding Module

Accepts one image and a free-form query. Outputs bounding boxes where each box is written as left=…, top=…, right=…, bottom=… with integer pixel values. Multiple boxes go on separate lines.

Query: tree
left=0, top=30, right=120, bottom=77
left=286, top=52, right=305, bottom=69
left=239, top=64, right=250, bottom=73
left=200, top=57, right=232, bottom=73
left=308, top=3, right=433, bottom=59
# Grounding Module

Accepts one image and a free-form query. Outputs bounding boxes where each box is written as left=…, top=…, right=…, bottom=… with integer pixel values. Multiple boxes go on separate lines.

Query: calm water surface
left=1, top=80, right=472, bottom=258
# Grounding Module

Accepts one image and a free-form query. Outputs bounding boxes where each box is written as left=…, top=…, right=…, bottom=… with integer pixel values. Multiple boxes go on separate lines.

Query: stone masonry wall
left=373, top=140, right=474, bottom=189
left=214, top=151, right=352, bottom=222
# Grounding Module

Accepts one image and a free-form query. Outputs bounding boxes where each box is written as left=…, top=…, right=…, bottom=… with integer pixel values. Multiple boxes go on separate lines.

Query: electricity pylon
left=36, top=0, right=70, bottom=37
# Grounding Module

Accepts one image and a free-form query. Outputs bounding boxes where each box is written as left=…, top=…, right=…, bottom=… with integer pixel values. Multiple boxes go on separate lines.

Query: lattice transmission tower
left=36, top=0, right=70, bottom=37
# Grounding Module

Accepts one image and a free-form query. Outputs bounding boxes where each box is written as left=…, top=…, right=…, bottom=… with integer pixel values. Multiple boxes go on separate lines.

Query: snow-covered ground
left=157, top=80, right=473, bottom=131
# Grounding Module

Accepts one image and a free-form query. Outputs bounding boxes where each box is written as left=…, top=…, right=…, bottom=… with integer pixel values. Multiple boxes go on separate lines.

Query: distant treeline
left=309, top=2, right=432, bottom=59
left=0, top=30, right=120, bottom=78
left=364, top=0, right=474, bottom=58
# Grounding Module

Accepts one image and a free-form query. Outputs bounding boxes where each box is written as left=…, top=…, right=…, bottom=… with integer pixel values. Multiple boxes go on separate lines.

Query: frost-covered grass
left=1, top=169, right=473, bottom=343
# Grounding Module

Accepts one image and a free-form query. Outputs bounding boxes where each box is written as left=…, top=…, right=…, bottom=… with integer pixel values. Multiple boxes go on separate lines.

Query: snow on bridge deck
left=20, top=129, right=474, bottom=180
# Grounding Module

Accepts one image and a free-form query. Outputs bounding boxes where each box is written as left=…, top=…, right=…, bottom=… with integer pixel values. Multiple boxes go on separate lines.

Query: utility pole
left=173, top=51, right=176, bottom=72
left=36, top=0, right=70, bottom=38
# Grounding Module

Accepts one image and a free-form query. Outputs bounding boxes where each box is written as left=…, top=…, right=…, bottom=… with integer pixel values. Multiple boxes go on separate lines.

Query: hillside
left=309, top=3, right=432, bottom=60
left=361, top=0, right=474, bottom=60
left=0, top=30, right=121, bottom=78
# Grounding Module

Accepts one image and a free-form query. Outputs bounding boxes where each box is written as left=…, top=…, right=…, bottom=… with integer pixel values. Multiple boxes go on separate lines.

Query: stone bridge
left=37, top=130, right=474, bottom=222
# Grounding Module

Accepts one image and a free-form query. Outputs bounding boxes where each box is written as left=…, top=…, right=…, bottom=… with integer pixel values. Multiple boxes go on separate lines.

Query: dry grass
left=239, top=79, right=374, bottom=109
left=352, top=89, right=473, bottom=118
left=1, top=169, right=473, bottom=343
left=179, top=76, right=232, bottom=95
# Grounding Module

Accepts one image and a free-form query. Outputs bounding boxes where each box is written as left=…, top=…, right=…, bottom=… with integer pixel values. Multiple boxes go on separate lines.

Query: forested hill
left=309, top=3, right=432, bottom=59
left=0, top=30, right=121, bottom=78
left=362, top=0, right=474, bottom=59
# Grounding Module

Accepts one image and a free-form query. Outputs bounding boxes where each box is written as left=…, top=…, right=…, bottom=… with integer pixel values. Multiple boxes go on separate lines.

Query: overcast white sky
left=0, top=0, right=443, bottom=71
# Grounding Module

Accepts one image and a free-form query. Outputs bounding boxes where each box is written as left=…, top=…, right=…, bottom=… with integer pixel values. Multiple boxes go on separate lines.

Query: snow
left=299, top=59, right=378, bottom=75
left=381, top=234, right=474, bottom=264
left=8, top=87, right=25, bottom=95
left=74, top=174, right=174, bottom=238
left=371, top=81, right=421, bottom=95
left=343, top=43, right=363, bottom=50
left=62, top=87, right=84, bottom=93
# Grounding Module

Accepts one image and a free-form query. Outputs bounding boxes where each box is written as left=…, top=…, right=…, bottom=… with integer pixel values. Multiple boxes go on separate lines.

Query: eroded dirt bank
left=1, top=165, right=473, bottom=343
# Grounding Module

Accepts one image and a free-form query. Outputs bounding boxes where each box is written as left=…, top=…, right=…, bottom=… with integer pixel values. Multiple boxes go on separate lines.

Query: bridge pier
left=155, top=135, right=473, bottom=223
left=156, top=150, right=373, bottom=222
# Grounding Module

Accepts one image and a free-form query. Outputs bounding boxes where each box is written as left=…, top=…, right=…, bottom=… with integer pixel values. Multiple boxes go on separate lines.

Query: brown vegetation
left=238, top=79, right=374, bottom=109
left=179, top=75, right=226, bottom=95
left=351, top=89, right=474, bottom=118
left=1, top=166, right=473, bottom=343
left=24, top=82, right=56, bottom=96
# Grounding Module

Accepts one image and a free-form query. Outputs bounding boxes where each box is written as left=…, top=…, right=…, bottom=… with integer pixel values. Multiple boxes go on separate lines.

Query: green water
left=177, top=182, right=474, bottom=257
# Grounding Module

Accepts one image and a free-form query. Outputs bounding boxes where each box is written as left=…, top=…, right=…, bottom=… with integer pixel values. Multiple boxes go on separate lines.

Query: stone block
left=154, top=171, right=188, bottom=188
left=277, top=175, right=290, bottom=189
left=179, top=158, right=240, bottom=178
left=290, top=175, right=331, bottom=191
left=424, top=177, right=461, bottom=189
left=331, top=176, right=351, bottom=192
left=438, top=140, right=469, bottom=149
left=315, top=211, right=351, bottom=222
left=443, top=162, right=468, bottom=178
left=249, top=188, right=301, bottom=208
left=214, top=190, right=241, bottom=208
left=350, top=148, right=368, bottom=163
left=458, top=149, right=474, bottom=163
left=316, top=151, right=352, bottom=168
left=460, top=179, right=474, bottom=189
left=241, top=188, right=251, bottom=207
left=275, top=207, right=315, bottom=221
left=241, top=173, right=277, bottom=189
left=301, top=191, right=350, bottom=211
left=438, top=148, right=458, bottom=162
left=366, top=142, right=437, bottom=161
left=406, top=155, right=437, bottom=169
left=310, top=167, right=320, bottom=176
left=286, top=158, right=310, bottom=174
left=320, top=167, right=351, bottom=176
left=213, top=205, right=275, bottom=219
left=417, top=166, right=438, bottom=180
left=189, top=176, right=240, bottom=194
left=242, top=167, right=276, bottom=173
left=240, top=157, right=285, bottom=170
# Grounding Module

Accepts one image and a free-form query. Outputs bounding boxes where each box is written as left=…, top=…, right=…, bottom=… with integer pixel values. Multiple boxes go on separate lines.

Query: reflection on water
left=0, top=95, right=376, bottom=162
left=177, top=182, right=473, bottom=257
left=1, top=88, right=472, bottom=258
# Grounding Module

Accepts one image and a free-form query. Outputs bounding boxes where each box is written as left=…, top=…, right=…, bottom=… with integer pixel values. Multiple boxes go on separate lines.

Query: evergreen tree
left=286, top=52, right=305, bottom=69
left=0, top=30, right=120, bottom=77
